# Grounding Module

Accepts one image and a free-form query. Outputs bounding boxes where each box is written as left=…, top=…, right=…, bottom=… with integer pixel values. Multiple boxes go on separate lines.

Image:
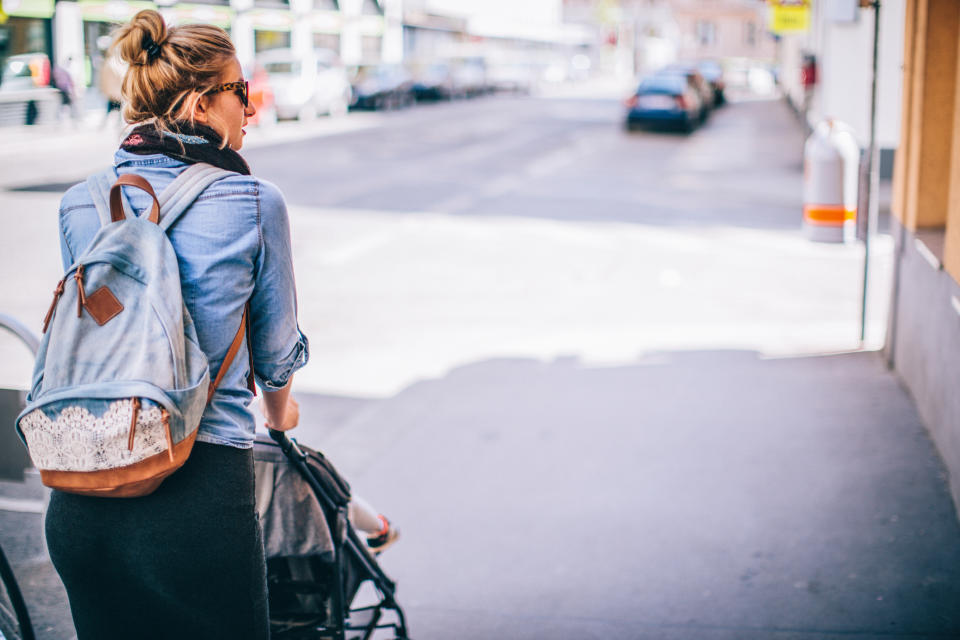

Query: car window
left=264, top=61, right=299, bottom=75
left=639, top=74, right=685, bottom=94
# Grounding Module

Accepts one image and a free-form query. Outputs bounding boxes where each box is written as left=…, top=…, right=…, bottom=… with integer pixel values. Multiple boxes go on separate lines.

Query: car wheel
left=298, top=103, right=317, bottom=122
left=259, top=106, right=278, bottom=127
left=328, top=96, right=348, bottom=117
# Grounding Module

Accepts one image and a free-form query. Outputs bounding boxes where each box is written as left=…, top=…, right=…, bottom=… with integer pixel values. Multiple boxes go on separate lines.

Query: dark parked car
left=697, top=59, right=726, bottom=106
left=349, top=64, right=413, bottom=110
left=410, top=62, right=455, bottom=101
left=662, top=63, right=714, bottom=119
left=625, top=72, right=704, bottom=133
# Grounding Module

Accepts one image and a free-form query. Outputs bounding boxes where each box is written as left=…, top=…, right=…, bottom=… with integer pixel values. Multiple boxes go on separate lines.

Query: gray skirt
left=45, top=442, right=268, bottom=640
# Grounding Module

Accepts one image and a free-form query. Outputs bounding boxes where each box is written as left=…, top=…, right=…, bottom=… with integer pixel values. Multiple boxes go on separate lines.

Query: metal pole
left=860, top=0, right=881, bottom=343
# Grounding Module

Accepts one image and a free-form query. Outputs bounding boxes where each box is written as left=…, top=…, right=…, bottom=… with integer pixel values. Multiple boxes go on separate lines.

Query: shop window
left=0, top=17, right=51, bottom=90
left=313, top=33, right=341, bottom=53
left=255, top=30, right=292, bottom=52
left=361, top=0, right=383, bottom=16
left=0, top=17, right=48, bottom=57
left=745, top=21, right=757, bottom=47
left=696, top=20, right=715, bottom=47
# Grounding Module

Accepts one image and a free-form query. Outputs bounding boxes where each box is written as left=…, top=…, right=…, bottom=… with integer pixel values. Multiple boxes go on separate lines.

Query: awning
left=309, top=9, right=341, bottom=34
left=248, top=8, right=294, bottom=31
left=160, top=3, right=234, bottom=28
left=79, top=0, right=157, bottom=23
left=1, top=0, right=55, bottom=19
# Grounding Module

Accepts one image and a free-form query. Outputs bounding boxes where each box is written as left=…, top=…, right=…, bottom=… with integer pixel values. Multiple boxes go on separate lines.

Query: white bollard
left=803, top=119, right=860, bottom=243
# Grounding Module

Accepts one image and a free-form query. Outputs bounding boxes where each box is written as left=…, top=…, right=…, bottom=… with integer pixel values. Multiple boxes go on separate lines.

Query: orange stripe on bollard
left=804, top=205, right=846, bottom=226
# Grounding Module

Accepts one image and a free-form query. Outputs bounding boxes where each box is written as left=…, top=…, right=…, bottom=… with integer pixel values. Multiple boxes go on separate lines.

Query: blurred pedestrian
left=98, top=50, right=125, bottom=129
left=43, top=9, right=308, bottom=640
left=51, top=57, right=80, bottom=124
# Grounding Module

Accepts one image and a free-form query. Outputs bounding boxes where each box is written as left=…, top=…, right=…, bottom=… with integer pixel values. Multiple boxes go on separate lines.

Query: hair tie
left=142, top=36, right=162, bottom=62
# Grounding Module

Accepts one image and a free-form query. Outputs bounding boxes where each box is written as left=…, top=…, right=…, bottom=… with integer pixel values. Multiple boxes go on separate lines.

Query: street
left=3, top=89, right=960, bottom=639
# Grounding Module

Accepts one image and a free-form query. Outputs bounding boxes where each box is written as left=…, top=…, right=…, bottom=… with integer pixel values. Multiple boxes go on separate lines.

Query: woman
left=45, top=10, right=307, bottom=639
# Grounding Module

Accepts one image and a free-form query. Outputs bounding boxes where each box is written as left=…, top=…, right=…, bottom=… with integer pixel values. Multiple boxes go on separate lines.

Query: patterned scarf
left=120, top=122, right=251, bottom=175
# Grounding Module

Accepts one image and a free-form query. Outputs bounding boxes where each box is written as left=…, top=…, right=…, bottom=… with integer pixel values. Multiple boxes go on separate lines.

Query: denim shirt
left=57, top=149, right=309, bottom=449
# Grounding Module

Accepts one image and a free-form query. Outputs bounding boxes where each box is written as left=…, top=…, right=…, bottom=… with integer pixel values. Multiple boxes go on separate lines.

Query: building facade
left=776, top=0, right=905, bottom=177
left=0, top=0, right=401, bottom=99
left=886, top=0, right=960, bottom=517
left=563, top=0, right=774, bottom=79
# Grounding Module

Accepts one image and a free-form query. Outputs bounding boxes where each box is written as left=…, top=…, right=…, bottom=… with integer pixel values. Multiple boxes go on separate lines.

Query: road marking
left=914, top=238, right=942, bottom=271
left=0, top=496, right=44, bottom=514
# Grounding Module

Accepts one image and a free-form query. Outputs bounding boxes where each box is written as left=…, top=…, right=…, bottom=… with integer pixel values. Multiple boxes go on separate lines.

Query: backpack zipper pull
left=42, top=277, right=66, bottom=333
left=75, top=264, right=87, bottom=318
left=161, top=408, right=174, bottom=463
left=127, top=397, right=140, bottom=451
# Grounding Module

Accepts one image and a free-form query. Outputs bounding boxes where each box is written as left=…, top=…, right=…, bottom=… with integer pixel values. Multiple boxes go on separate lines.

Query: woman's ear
left=192, top=93, right=210, bottom=124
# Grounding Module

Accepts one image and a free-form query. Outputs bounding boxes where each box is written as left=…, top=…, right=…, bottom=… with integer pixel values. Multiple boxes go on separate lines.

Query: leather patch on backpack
left=84, top=286, right=124, bottom=326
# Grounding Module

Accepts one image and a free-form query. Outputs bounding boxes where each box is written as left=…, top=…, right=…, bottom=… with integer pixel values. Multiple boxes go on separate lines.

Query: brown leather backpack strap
left=110, top=174, right=160, bottom=224
left=245, top=302, right=256, bottom=395
left=206, top=305, right=252, bottom=405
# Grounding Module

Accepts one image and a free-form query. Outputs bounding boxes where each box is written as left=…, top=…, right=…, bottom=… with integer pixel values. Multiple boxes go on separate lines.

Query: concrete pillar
left=902, top=0, right=960, bottom=230
left=944, top=24, right=960, bottom=282
left=340, top=0, right=362, bottom=65
left=53, top=1, right=85, bottom=95
left=232, top=15, right=256, bottom=68
left=381, top=0, right=403, bottom=64
left=892, top=0, right=918, bottom=223
left=290, top=0, right=313, bottom=58
left=291, top=23, right=313, bottom=58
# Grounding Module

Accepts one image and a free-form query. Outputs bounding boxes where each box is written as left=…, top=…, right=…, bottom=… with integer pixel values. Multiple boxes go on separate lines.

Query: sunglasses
left=207, top=80, right=249, bottom=107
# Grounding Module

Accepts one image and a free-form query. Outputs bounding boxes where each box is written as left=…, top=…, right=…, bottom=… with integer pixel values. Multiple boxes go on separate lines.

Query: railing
left=0, top=315, right=37, bottom=481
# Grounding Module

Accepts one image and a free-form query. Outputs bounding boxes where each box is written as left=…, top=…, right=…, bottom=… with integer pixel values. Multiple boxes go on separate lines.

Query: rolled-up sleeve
left=250, top=179, right=309, bottom=390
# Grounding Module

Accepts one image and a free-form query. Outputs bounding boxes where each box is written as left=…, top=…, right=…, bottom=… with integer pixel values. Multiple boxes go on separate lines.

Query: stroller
left=254, top=429, right=409, bottom=640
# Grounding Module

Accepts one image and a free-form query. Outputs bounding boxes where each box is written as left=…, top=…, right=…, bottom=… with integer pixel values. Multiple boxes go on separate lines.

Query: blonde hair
left=112, top=10, right=236, bottom=141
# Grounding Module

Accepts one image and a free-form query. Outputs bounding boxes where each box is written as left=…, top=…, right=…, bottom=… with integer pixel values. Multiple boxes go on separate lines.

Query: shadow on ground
left=3, top=350, right=958, bottom=640
left=291, top=349, right=960, bottom=640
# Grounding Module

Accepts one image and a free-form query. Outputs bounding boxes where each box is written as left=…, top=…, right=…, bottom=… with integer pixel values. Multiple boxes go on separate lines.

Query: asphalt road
left=2, top=90, right=957, bottom=640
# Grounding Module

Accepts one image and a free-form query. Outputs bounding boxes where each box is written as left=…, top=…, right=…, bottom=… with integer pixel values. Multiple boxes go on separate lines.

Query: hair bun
left=114, top=10, right=168, bottom=66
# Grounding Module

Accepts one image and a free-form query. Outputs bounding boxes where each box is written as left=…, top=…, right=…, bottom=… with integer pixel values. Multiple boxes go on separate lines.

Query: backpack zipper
left=42, top=277, right=66, bottom=333
left=161, top=408, right=174, bottom=463
left=127, top=397, right=140, bottom=451
left=74, top=264, right=87, bottom=318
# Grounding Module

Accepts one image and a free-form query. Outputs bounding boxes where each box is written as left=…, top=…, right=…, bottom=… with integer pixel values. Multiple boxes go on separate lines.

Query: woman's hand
left=260, top=380, right=299, bottom=432
left=269, top=396, right=299, bottom=431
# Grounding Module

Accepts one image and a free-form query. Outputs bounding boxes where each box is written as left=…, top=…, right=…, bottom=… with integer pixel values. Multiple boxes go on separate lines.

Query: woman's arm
left=248, top=179, right=310, bottom=414
left=261, top=378, right=300, bottom=431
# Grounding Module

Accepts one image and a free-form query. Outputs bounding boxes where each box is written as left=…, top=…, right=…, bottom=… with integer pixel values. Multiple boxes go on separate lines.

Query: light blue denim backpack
left=16, top=163, right=253, bottom=497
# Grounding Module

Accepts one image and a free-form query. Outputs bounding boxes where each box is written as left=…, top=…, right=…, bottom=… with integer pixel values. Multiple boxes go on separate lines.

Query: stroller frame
left=266, top=429, right=409, bottom=640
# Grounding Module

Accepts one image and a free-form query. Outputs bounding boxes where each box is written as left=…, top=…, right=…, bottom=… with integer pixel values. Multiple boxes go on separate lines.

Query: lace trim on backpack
left=20, top=400, right=169, bottom=472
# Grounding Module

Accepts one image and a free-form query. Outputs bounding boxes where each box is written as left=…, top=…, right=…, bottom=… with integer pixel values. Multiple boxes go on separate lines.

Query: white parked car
left=256, top=48, right=352, bottom=120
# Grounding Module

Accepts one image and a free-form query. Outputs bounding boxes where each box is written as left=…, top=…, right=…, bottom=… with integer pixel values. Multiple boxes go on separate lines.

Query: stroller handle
left=267, top=428, right=308, bottom=461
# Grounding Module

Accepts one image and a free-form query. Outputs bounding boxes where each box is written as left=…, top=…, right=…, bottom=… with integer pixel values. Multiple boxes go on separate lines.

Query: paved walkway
left=324, top=349, right=960, bottom=639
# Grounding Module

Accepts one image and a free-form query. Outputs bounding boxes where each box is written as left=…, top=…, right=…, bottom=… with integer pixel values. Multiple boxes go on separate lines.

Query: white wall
left=424, top=0, right=562, bottom=26
left=811, top=0, right=904, bottom=148
left=779, top=0, right=905, bottom=150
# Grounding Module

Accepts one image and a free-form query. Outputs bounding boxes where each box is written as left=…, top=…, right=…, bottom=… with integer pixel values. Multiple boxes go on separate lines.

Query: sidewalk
left=317, top=349, right=960, bottom=639
left=4, top=349, right=959, bottom=639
